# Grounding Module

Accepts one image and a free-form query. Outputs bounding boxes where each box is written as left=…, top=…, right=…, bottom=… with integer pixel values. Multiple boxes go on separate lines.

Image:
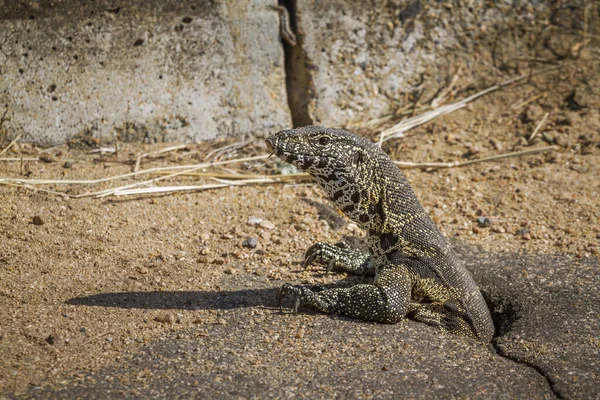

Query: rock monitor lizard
left=266, top=126, right=494, bottom=342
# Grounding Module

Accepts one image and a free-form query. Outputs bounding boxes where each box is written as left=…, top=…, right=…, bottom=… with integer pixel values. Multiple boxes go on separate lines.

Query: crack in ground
left=492, top=342, right=563, bottom=400
left=485, top=294, right=563, bottom=399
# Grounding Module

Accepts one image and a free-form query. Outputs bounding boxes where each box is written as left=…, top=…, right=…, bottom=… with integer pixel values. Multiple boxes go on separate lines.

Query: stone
left=247, top=216, right=263, bottom=226
left=476, top=216, right=492, bottom=228
left=258, top=220, right=275, bottom=230
left=45, top=334, right=65, bottom=348
left=154, top=313, right=174, bottom=324
left=242, top=237, right=258, bottom=249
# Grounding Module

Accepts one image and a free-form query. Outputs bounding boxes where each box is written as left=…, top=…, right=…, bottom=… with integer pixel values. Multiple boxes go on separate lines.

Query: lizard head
left=266, top=125, right=373, bottom=171
left=266, top=126, right=391, bottom=228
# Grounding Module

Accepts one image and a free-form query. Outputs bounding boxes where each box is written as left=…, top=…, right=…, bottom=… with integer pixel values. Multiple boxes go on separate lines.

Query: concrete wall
left=0, top=0, right=291, bottom=145
left=290, top=0, right=548, bottom=127
left=1, top=0, right=587, bottom=145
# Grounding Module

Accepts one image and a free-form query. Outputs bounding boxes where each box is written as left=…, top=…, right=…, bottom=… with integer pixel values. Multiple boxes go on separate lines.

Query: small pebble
left=477, top=216, right=492, bottom=228
left=32, top=216, right=44, bottom=226
left=260, top=231, right=271, bottom=241
left=524, top=104, right=543, bottom=123
left=445, top=134, right=457, bottom=144
left=259, top=220, right=275, bottom=230
left=347, top=223, right=360, bottom=232
left=154, top=313, right=174, bottom=324
left=516, top=228, right=531, bottom=240
left=492, top=226, right=506, bottom=234
left=39, top=154, right=54, bottom=163
left=46, top=334, right=65, bottom=347
left=62, top=160, right=73, bottom=168
left=242, top=237, right=258, bottom=249
left=554, top=135, right=567, bottom=147
left=247, top=216, right=262, bottom=226
left=490, top=138, right=503, bottom=151
left=541, top=131, right=554, bottom=145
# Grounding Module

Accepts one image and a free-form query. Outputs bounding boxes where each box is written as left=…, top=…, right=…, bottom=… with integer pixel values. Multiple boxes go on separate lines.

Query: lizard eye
left=317, top=136, right=330, bottom=146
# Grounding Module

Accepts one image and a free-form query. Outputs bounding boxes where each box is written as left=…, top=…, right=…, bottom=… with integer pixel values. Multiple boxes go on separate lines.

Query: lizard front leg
left=277, top=264, right=412, bottom=323
left=303, top=242, right=375, bottom=276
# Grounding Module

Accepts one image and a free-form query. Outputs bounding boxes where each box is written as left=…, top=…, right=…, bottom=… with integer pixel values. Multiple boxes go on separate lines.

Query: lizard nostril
left=265, top=139, right=274, bottom=152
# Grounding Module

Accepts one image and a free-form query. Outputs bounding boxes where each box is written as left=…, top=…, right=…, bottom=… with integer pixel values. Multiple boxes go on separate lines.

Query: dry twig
left=511, top=92, right=548, bottom=109
left=81, top=330, right=115, bottom=346
left=380, top=64, right=566, bottom=142
left=87, top=147, right=116, bottom=154
left=394, top=146, right=557, bottom=169
left=0, top=133, right=23, bottom=157
left=528, top=112, right=550, bottom=142
left=0, top=157, right=39, bottom=162
left=204, top=140, right=250, bottom=161
left=0, top=155, right=270, bottom=187
left=111, top=178, right=279, bottom=197
left=0, top=145, right=559, bottom=199
left=134, top=144, right=187, bottom=172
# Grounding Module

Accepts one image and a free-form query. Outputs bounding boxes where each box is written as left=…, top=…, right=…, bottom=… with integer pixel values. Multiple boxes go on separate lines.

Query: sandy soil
left=0, top=58, right=599, bottom=396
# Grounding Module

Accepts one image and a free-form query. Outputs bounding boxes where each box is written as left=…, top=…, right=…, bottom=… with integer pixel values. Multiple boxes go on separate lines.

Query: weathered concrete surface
left=0, top=0, right=290, bottom=145
left=30, top=246, right=599, bottom=399
left=39, top=285, right=552, bottom=399
left=464, top=246, right=600, bottom=399
left=290, top=0, right=553, bottom=127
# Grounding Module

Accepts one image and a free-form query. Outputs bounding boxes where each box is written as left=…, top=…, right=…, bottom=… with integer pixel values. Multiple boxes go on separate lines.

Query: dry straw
left=1, top=63, right=570, bottom=199
left=379, top=64, right=567, bottom=142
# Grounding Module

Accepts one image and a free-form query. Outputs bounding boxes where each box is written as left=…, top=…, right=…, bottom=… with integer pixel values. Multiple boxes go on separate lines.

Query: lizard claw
left=303, top=242, right=335, bottom=269
left=303, top=243, right=322, bottom=268
left=277, top=283, right=310, bottom=314
left=311, top=283, right=327, bottom=292
left=302, top=252, right=315, bottom=269
left=325, top=259, right=335, bottom=276
left=292, top=295, right=301, bottom=314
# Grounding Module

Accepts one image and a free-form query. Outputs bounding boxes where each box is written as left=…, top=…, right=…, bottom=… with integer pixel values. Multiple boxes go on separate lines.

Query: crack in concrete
left=279, top=0, right=313, bottom=126
left=492, top=342, right=563, bottom=399
left=485, top=293, right=563, bottom=399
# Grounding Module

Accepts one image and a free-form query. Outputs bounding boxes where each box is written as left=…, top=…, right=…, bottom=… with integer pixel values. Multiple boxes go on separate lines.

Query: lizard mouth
left=265, top=136, right=338, bottom=170
left=265, top=137, right=304, bottom=165
left=265, top=138, right=275, bottom=153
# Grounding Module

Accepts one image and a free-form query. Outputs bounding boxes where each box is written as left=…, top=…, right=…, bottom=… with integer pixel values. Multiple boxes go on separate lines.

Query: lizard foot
left=303, top=242, right=374, bottom=276
left=277, top=283, right=308, bottom=314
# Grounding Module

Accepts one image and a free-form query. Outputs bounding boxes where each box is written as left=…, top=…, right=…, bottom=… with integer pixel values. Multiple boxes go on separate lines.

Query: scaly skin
left=266, top=126, right=495, bottom=342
